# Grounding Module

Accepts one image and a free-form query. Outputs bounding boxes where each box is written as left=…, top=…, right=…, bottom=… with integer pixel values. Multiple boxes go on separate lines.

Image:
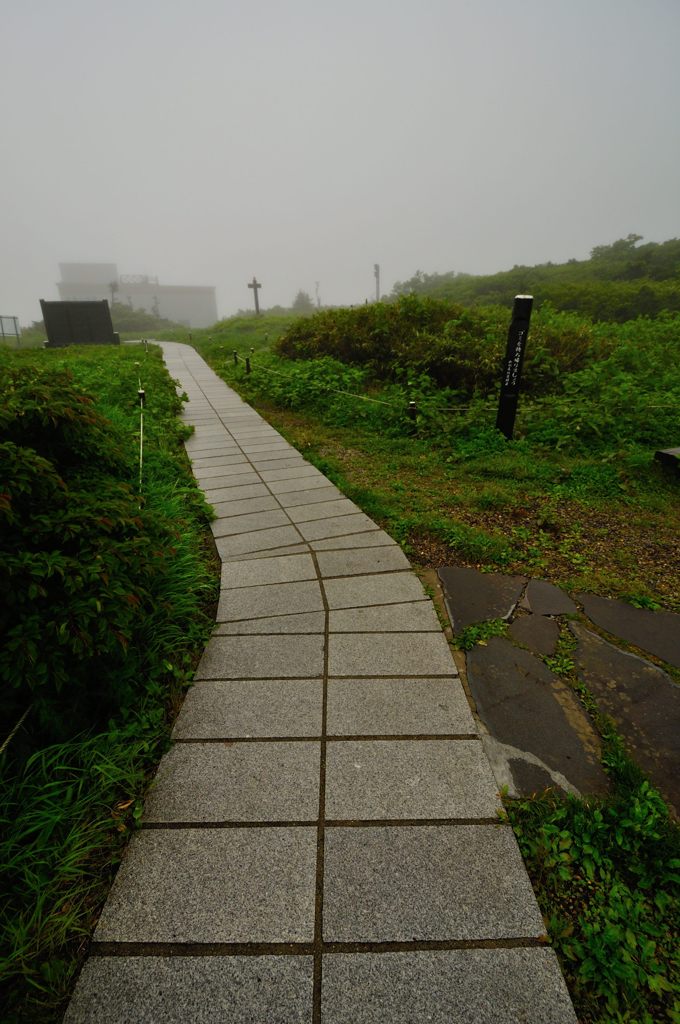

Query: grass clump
left=0, top=344, right=218, bottom=1021
left=506, top=771, right=680, bottom=1024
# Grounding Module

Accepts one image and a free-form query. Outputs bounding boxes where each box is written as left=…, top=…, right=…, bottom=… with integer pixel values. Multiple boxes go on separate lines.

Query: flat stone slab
left=316, top=547, right=410, bottom=578
left=204, top=482, right=270, bottom=504
left=211, top=509, right=290, bottom=538
left=268, top=476, right=334, bottom=495
left=323, top=573, right=427, bottom=610
left=249, top=456, right=311, bottom=472
left=466, top=638, right=608, bottom=797
left=173, top=679, right=323, bottom=738
left=326, top=678, right=474, bottom=736
left=195, top=635, right=324, bottom=679
left=190, top=454, right=248, bottom=468
left=144, top=742, right=320, bottom=822
left=321, top=948, right=577, bottom=1024
left=325, top=739, right=500, bottom=819
left=509, top=614, right=560, bottom=656
left=216, top=580, right=323, bottom=622
left=329, top=601, right=441, bottom=633
left=570, top=622, right=680, bottom=813
left=210, top=495, right=280, bottom=519
left=228, top=544, right=310, bottom=562
left=215, top=612, right=325, bottom=635
left=328, top=633, right=455, bottom=677
left=259, top=466, right=320, bottom=482
left=277, top=486, right=344, bottom=508
left=578, top=592, right=680, bottom=668
left=286, top=498, right=360, bottom=523
left=215, top=525, right=304, bottom=558
left=94, top=827, right=317, bottom=943
left=310, top=531, right=398, bottom=551
left=297, top=513, right=379, bottom=541
left=438, top=566, right=527, bottom=633
left=521, top=579, right=576, bottom=616
left=221, top=553, right=316, bottom=589
left=323, top=824, right=545, bottom=941
left=194, top=463, right=257, bottom=480
left=65, top=955, right=314, bottom=1024
left=196, top=471, right=260, bottom=491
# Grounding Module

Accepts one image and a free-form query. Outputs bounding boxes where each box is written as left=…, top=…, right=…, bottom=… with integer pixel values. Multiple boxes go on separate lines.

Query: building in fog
left=57, top=263, right=218, bottom=328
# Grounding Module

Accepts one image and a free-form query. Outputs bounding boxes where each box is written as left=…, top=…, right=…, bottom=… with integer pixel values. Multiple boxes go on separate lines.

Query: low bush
left=0, top=345, right=217, bottom=1020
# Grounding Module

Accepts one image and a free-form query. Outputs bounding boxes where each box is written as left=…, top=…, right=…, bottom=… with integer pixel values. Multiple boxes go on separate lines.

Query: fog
left=2, top=0, right=679, bottom=326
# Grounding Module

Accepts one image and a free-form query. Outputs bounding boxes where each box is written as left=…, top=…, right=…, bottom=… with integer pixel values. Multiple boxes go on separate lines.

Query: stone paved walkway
left=65, top=343, right=577, bottom=1023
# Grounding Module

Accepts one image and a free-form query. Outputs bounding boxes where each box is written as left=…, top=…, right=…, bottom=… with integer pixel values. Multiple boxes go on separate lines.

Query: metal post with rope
left=135, top=362, right=146, bottom=499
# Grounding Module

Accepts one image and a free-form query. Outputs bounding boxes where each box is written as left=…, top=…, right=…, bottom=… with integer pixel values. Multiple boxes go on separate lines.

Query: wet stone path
left=438, top=566, right=680, bottom=813
left=64, top=343, right=576, bottom=1023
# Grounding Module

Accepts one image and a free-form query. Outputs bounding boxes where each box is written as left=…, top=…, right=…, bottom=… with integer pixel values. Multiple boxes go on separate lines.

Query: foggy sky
left=3, top=0, right=679, bottom=326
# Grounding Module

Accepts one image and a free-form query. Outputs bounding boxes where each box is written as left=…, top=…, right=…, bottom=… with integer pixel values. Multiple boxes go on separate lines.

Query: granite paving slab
left=259, top=465, right=321, bottom=482
left=466, top=638, right=608, bottom=797
left=277, top=486, right=344, bottom=507
left=268, top=476, right=337, bottom=495
left=199, top=471, right=261, bottom=491
left=316, top=546, right=410, bottom=577
left=173, top=679, right=323, bottom=739
left=195, top=635, right=325, bottom=679
left=323, top=572, right=427, bottom=609
left=297, top=513, right=379, bottom=541
left=211, top=509, right=291, bottom=538
left=323, top=825, right=545, bottom=941
left=210, top=495, right=281, bottom=518
left=310, top=531, right=398, bottom=550
left=249, top=456, right=311, bottom=472
left=328, top=633, right=455, bottom=677
left=570, top=622, right=680, bottom=812
left=214, top=611, right=326, bottom=635
left=203, top=482, right=270, bottom=504
left=216, top=580, right=323, bottom=621
left=190, top=454, right=248, bottom=468
left=286, top=498, right=361, bottom=523
left=321, top=948, right=577, bottom=1024
left=328, top=601, right=441, bottom=633
left=227, top=544, right=311, bottom=562
left=215, top=525, right=304, bottom=558
left=221, top=553, right=316, bottom=588
left=325, top=739, right=500, bottom=819
left=326, top=677, right=474, bottom=736
left=65, top=956, right=314, bottom=1024
left=144, top=741, right=320, bottom=822
left=94, top=827, right=317, bottom=943
left=438, top=566, right=527, bottom=633
left=194, top=463, right=257, bottom=480
left=578, top=592, right=680, bottom=668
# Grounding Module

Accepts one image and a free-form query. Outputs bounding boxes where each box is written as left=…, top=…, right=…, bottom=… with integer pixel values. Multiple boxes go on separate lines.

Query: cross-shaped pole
left=248, top=276, right=262, bottom=315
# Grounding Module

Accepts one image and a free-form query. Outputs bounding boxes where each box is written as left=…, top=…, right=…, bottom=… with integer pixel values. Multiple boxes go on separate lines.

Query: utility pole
left=374, top=263, right=380, bottom=302
left=315, top=281, right=321, bottom=309
left=248, top=276, right=262, bottom=315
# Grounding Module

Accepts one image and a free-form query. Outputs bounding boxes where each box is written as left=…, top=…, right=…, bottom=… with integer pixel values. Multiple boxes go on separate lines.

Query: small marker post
left=496, top=295, right=533, bottom=440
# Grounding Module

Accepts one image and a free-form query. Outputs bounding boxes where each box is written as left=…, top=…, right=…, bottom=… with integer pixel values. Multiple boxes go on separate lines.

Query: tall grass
left=0, top=343, right=218, bottom=1022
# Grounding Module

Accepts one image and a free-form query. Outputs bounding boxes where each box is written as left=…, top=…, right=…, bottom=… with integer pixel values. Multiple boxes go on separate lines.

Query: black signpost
left=496, top=295, right=533, bottom=440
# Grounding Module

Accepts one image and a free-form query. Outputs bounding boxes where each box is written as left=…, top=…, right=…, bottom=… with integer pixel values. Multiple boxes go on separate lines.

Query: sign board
left=40, top=300, right=119, bottom=347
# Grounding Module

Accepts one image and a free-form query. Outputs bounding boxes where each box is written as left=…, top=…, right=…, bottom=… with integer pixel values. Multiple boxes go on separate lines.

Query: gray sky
left=3, top=0, right=679, bottom=325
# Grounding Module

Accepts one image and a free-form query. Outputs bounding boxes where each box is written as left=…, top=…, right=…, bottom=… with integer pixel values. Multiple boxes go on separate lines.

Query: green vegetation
left=391, top=235, right=680, bottom=322
left=187, top=302, right=679, bottom=609
left=0, top=344, right=217, bottom=1022
left=506, top=688, right=680, bottom=1024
